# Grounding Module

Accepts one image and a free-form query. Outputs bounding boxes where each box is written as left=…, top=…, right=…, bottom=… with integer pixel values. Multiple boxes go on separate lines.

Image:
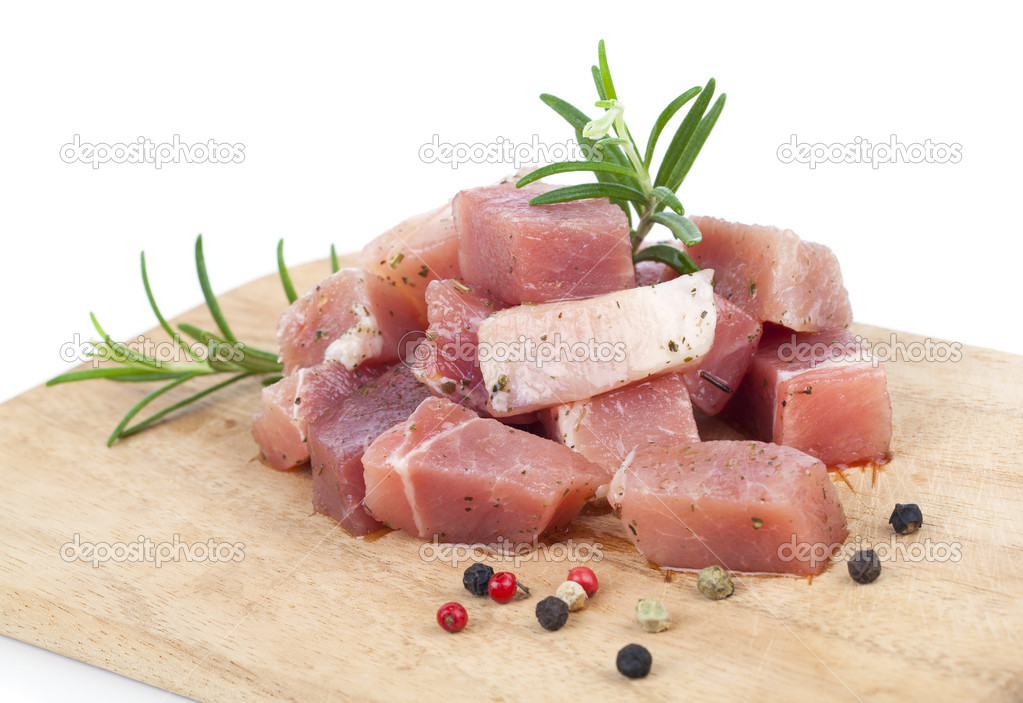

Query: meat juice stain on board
left=355, top=526, right=393, bottom=543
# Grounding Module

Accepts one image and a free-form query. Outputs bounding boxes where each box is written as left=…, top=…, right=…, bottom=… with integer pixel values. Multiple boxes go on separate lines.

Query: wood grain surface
left=2, top=256, right=1021, bottom=702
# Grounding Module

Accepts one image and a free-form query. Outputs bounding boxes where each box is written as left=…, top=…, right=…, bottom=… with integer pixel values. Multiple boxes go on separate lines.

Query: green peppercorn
left=535, top=596, right=569, bottom=631
left=848, top=549, right=881, bottom=584
left=635, top=598, right=670, bottom=633
left=616, top=643, right=652, bottom=679
left=889, top=503, right=923, bottom=535
left=697, top=565, right=734, bottom=600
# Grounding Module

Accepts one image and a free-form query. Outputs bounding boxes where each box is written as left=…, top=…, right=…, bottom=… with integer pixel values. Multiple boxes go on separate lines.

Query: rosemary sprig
left=47, top=236, right=292, bottom=446
left=518, top=39, right=726, bottom=275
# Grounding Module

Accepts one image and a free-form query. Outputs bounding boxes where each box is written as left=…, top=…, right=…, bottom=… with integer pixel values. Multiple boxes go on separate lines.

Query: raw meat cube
left=454, top=182, right=634, bottom=305
left=608, top=440, right=848, bottom=575
left=729, top=326, right=893, bottom=466
left=540, top=371, right=700, bottom=482
left=357, top=203, right=462, bottom=324
left=361, top=397, right=606, bottom=547
left=686, top=216, right=853, bottom=332
left=276, top=268, right=421, bottom=375
left=477, top=270, right=717, bottom=416
left=411, top=279, right=505, bottom=416
left=252, top=362, right=385, bottom=471
left=309, top=364, right=431, bottom=536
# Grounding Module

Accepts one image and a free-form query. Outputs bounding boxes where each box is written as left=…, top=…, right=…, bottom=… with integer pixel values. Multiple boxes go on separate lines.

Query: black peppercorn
left=847, top=549, right=881, bottom=584
left=462, top=562, right=494, bottom=596
left=535, top=596, right=569, bottom=631
left=889, top=503, right=923, bottom=535
left=616, top=643, right=652, bottom=679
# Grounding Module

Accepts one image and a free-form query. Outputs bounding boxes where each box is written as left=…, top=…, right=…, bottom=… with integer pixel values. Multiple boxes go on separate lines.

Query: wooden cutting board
left=2, top=257, right=1021, bottom=702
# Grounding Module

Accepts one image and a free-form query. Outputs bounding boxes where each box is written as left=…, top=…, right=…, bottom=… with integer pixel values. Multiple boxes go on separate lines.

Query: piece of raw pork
left=729, top=326, right=893, bottom=466
left=309, top=364, right=432, bottom=536
left=454, top=182, right=634, bottom=305
left=252, top=362, right=385, bottom=471
left=477, top=270, right=717, bottom=416
left=276, top=268, right=421, bottom=375
left=608, top=440, right=848, bottom=575
left=357, top=203, right=462, bottom=324
left=411, top=279, right=505, bottom=416
left=686, top=216, right=853, bottom=332
left=541, top=371, right=700, bottom=483
left=361, top=397, right=606, bottom=547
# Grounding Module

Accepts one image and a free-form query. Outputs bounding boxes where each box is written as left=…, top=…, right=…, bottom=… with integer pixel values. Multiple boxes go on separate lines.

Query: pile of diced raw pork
left=252, top=178, right=892, bottom=576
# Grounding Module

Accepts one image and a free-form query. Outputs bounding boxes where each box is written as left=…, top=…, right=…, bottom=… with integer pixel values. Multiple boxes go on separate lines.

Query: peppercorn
left=462, top=562, right=494, bottom=596
left=848, top=549, right=881, bottom=584
left=567, top=566, right=599, bottom=597
left=535, top=596, right=569, bottom=631
left=488, top=571, right=519, bottom=603
left=616, top=643, right=652, bottom=679
left=436, top=602, right=468, bottom=633
left=635, top=598, right=671, bottom=633
left=697, top=565, right=734, bottom=600
left=889, top=503, right=923, bottom=535
left=555, top=580, right=587, bottom=611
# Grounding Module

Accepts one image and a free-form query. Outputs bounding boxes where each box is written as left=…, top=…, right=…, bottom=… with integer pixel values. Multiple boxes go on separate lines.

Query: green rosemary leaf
left=528, top=183, right=649, bottom=207
left=597, top=39, right=617, bottom=101
left=591, top=65, right=606, bottom=100
left=117, top=372, right=257, bottom=442
left=277, top=239, right=298, bottom=304
left=47, top=367, right=190, bottom=385
left=176, top=323, right=281, bottom=372
left=89, top=313, right=161, bottom=368
left=650, top=186, right=685, bottom=216
left=516, top=160, right=639, bottom=186
left=330, top=244, right=340, bottom=273
left=141, top=252, right=200, bottom=363
left=649, top=211, right=702, bottom=246
left=592, top=43, right=641, bottom=157
left=106, top=373, right=201, bottom=446
left=194, top=235, right=237, bottom=343
left=633, top=243, right=700, bottom=275
left=654, top=78, right=715, bottom=188
left=539, top=93, right=592, bottom=131
left=664, top=93, right=726, bottom=193
left=261, top=375, right=283, bottom=386
left=618, top=202, right=635, bottom=229
left=643, top=86, right=702, bottom=168
left=176, top=322, right=277, bottom=363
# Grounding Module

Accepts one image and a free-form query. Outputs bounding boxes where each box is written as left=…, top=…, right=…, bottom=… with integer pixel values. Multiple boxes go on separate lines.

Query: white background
left=0, top=2, right=1020, bottom=700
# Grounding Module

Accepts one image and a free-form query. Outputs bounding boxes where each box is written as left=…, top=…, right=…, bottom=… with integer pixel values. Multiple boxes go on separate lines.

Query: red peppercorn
left=567, top=566, right=598, bottom=597
left=488, top=571, right=517, bottom=604
left=436, top=602, right=468, bottom=633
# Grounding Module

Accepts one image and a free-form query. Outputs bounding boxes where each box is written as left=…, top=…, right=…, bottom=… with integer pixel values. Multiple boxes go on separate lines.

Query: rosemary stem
left=614, top=112, right=651, bottom=195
